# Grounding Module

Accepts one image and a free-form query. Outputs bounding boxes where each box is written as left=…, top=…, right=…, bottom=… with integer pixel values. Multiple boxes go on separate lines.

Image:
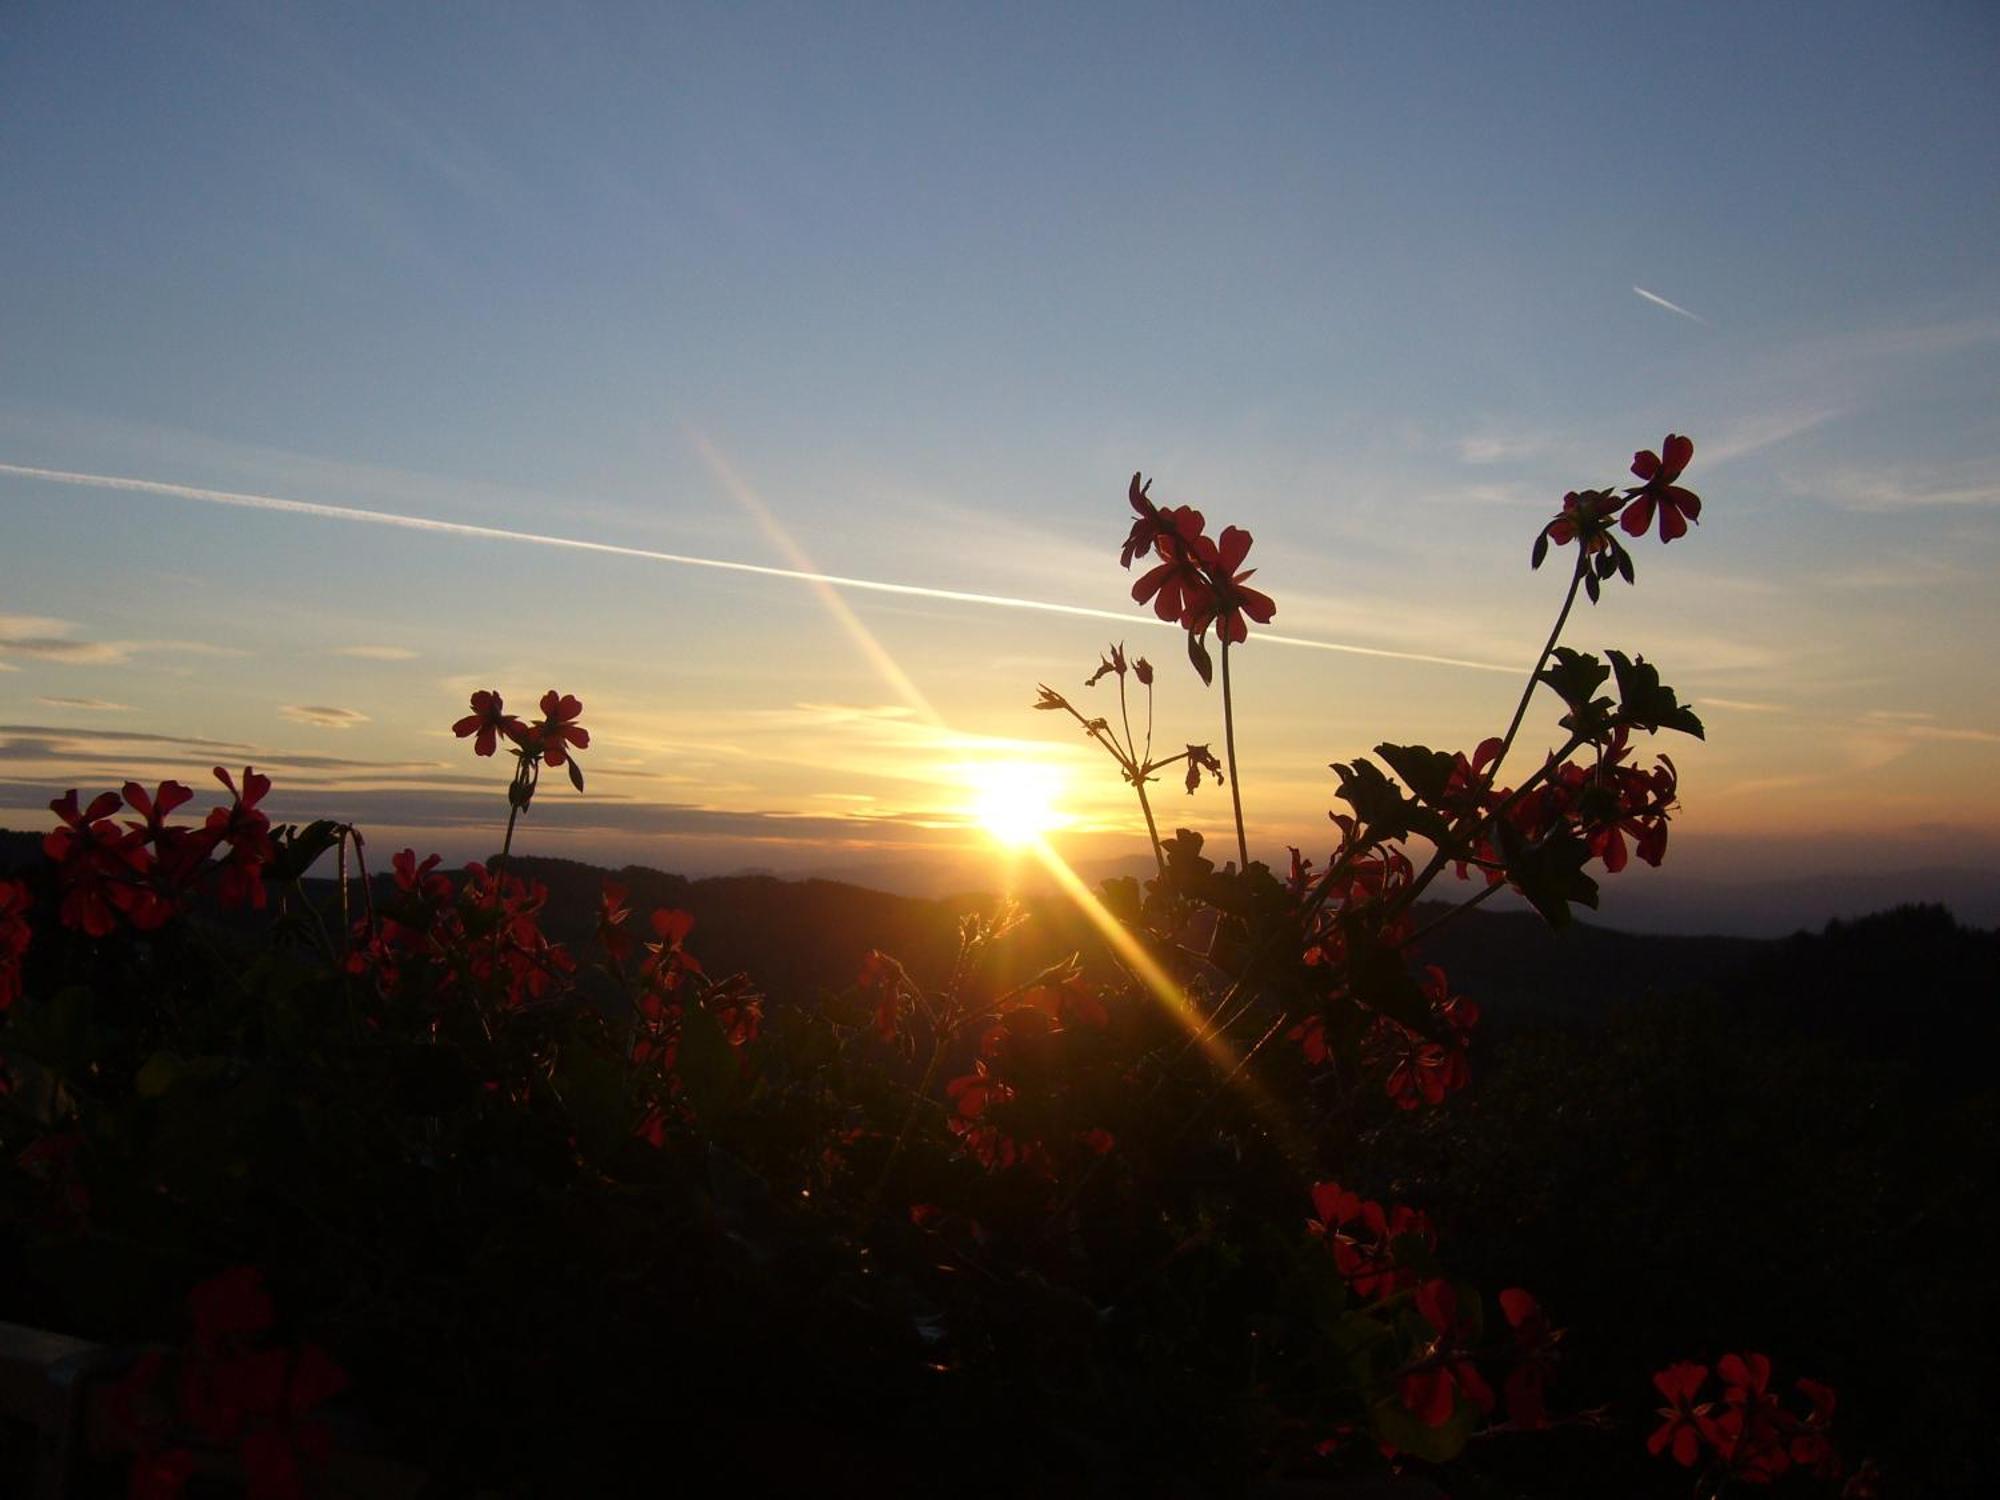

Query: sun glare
left=967, top=761, right=1066, bottom=847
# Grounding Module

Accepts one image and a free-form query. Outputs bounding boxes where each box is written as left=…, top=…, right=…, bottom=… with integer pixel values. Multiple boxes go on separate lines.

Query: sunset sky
left=3, top=3, right=1996, bottom=926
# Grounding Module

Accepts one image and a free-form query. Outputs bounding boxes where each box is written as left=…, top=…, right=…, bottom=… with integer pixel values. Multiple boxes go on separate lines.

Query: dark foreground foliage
left=6, top=435, right=1968, bottom=1496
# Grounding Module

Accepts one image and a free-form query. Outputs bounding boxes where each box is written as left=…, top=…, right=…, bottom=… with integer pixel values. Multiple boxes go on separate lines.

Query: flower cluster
left=1122, top=475, right=1278, bottom=655
left=345, top=849, right=576, bottom=1014
left=608, top=891, right=762, bottom=1145
left=453, top=688, right=591, bottom=809
left=1308, top=1183, right=1557, bottom=1436
left=41, top=769, right=275, bottom=937
left=1441, top=728, right=1681, bottom=885
left=1649, top=1353, right=1842, bottom=1487
left=938, top=972, right=1114, bottom=1178
left=106, top=1266, right=347, bottom=1500
left=1374, top=965, right=1480, bottom=1110
left=1531, top=433, right=1703, bottom=599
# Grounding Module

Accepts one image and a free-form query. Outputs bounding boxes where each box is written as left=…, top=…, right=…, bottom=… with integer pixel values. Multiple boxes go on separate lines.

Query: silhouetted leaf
left=1606, top=649, right=1706, bottom=739
left=1331, top=758, right=1449, bottom=844
left=1495, top=822, right=1600, bottom=928
left=1187, top=630, right=1213, bottom=686
left=1375, top=743, right=1457, bottom=808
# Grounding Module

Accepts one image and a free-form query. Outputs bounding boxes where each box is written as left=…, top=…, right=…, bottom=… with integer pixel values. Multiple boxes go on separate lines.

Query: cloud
left=0, top=616, right=128, bottom=664
left=0, top=612, right=244, bottom=667
left=280, top=705, right=372, bottom=730
left=1455, top=432, right=1552, bottom=466
left=1632, top=285, right=1708, bottom=325
left=332, top=645, right=418, bottom=660
left=1699, top=697, right=1787, bottom=714
left=1701, top=408, right=1842, bottom=466
left=0, top=461, right=1517, bottom=677
left=1795, top=469, right=2000, bottom=511
left=1906, top=725, right=2000, bottom=746
left=36, top=696, right=133, bottom=712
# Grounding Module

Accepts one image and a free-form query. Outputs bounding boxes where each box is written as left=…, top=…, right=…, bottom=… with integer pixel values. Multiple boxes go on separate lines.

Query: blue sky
left=3, top=2, right=1996, bottom=924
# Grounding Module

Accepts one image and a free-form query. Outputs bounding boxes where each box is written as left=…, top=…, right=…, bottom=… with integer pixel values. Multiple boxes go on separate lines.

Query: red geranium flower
left=1622, top=434, right=1702, bottom=542
left=1120, top=473, right=1207, bottom=570
left=206, top=767, right=275, bottom=911
left=0, top=879, right=32, bottom=1013
left=45, top=788, right=156, bottom=935
left=1183, top=526, right=1278, bottom=644
left=596, top=880, right=635, bottom=965
left=452, top=690, right=526, bottom=757
left=528, top=691, right=589, bottom=767
left=1131, top=528, right=1213, bottom=626
left=1648, top=1360, right=1713, bottom=1467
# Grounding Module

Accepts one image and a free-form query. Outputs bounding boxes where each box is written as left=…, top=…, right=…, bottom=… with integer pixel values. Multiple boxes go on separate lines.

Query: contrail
left=1632, top=285, right=1708, bottom=325
left=0, top=461, right=1517, bottom=675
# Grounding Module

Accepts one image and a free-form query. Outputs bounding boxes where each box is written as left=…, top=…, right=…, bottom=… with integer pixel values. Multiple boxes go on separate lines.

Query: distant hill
left=7, top=828, right=1991, bottom=1041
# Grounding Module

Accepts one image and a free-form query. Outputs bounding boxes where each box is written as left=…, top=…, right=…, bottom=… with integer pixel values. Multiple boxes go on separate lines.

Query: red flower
left=1540, top=489, right=1623, bottom=554
left=128, top=1447, right=197, bottom=1500
left=0, top=879, right=31, bottom=1012
left=45, top=788, right=157, bottom=935
left=1648, top=1361, right=1712, bottom=1467
left=642, top=907, right=702, bottom=987
left=190, top=1266, right=275, bottom=1352
left=452, top=690, right=525, bottom=757
left=1790, top=1376, right=1839, bottom=1476
left=1119, top=473, right=1206, bottom=570
left=1401, top=1278, right=1495, bottom=1425
left=1499, top=1288, right=1557, bottom=1430
left=1622, top=434, right=1701, bottom=542
left=206, top=767, right=274, bottom=911
left=1185, top=526, right=1278, bottom=644
left=1130, top=533, right=1212, bottom=627
left=945, top=1060, right=1013, bottom=1120
left=527, top=691, right=589, bottom=767
left=596, top=880, right=635, bottom=965
left=1711, top=1351, right=1791, bottom=1481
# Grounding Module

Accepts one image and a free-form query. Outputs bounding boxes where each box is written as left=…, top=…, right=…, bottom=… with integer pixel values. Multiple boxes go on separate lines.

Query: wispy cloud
left=0, top=461, right=1519, bottom=677
left=280, top=705, right=371, bottom=730
left=1455, top=432, right=1552, bottom=465
left=1795, top=468, right=2000, bottom=511
left=332, top=645, right=418, bottom=661
left=1633, top=285, right=1708, bottom=325
left=0, top=612, right=243, bottom=667
left=1906, top=725, right=2000, bottom=746
left=1700, top=697, right=1787, bottom=714
left=36, top=696, right=132, bottom=712
left=1701, top=408, right=1842, bottom=466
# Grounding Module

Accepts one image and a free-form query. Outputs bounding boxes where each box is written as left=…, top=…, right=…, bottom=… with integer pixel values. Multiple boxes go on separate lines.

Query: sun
left=967, top=761, right=1067, bottom=847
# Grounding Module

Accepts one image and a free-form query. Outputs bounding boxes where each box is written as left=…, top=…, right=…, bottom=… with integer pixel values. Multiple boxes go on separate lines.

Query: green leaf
left=676, top=998, right=740, bottom=1124
left=13, top=984, right=96, bottom=1075
left=1371, top=1393, right=1479, bottom=1464
left=136, top=1052, right=182, bottom=1100
left=1605, top=649, right=1706, bottom=739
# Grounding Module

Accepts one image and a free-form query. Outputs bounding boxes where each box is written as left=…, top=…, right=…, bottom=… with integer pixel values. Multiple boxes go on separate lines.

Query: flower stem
left=1134, top=776, right=1167, bottom=877
left=1219, top=635, right=1249, bottom=872
left=1491, top=553, right=1587, bottom=786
